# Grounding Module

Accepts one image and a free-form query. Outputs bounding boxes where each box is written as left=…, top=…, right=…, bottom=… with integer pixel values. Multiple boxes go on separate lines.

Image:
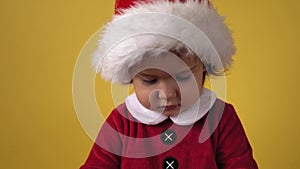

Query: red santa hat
left=93, top=0, right=236, bottom=84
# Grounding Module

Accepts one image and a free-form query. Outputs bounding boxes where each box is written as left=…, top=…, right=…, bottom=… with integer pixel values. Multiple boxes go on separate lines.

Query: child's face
left=132, top=55, right=205, bottom=116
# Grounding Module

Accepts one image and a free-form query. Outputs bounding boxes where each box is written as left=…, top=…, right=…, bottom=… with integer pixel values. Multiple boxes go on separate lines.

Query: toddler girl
left=80, top=0, right=258, bottom=168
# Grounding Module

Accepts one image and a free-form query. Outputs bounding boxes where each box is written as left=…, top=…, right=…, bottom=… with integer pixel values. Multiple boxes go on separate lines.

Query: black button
left=162, top=157, right=178, bottom=169
left=160, top=129, right=177, bottom=145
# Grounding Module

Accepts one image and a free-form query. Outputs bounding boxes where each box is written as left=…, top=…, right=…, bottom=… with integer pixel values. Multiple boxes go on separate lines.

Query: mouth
left=158, top=104, right=181, bottom=111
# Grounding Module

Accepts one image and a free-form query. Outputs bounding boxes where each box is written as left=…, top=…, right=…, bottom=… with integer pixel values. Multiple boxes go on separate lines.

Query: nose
left=157, top=79, right=178, bottom=100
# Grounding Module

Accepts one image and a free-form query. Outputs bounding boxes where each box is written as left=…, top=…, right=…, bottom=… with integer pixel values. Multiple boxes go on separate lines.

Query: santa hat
left=93, top=0, right=236, bottom=84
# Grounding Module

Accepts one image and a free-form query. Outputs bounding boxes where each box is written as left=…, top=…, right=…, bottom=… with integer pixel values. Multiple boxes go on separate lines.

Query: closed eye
left=175, top=74, right=191, bottom=82
left=142, top=78, right=157, bottom=85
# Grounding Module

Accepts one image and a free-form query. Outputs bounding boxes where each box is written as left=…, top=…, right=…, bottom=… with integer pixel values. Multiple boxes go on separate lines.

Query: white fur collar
left=125, top=88, right=216, bottom=126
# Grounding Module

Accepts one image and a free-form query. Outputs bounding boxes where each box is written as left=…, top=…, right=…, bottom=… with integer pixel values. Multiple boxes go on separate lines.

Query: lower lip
left=162, top=105, right=180, bottom=111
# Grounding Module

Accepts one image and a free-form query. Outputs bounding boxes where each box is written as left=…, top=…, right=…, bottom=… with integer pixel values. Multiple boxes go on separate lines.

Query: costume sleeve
left=216, top=103, right=259, bottom=169
left=80, top=109, right=124, bottom=169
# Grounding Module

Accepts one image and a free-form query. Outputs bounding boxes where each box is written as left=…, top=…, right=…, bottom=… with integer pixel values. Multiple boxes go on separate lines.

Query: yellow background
left=1, top=0, right=299, bottom=168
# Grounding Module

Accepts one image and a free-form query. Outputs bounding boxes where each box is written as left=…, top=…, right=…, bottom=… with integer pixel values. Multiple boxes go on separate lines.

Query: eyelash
left=142, top=74, right=191, bottom=85
left=142, top=79, right=157, bottom=85
left=175, top=74, right=191, bottom=82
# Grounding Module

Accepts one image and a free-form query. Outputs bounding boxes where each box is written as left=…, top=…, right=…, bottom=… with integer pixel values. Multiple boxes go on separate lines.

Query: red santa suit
left=80, top=89, right=258, bottom=169
left=80, top=0, right=258, bottom=168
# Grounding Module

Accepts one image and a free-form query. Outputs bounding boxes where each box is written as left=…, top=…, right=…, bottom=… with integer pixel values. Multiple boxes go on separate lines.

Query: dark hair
left=202, top=71, right=207, bottom=85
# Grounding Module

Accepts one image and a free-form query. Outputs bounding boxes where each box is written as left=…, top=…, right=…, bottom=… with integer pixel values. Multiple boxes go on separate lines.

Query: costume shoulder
left=105, top=103, right=138, bottom=131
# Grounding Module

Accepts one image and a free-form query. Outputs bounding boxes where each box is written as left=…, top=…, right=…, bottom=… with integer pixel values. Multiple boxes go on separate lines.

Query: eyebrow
left=176, top=63, right=199, bottom=75
left=138, top=73, right=158, bottom=78
left=137, top=63, right=200, bottom=78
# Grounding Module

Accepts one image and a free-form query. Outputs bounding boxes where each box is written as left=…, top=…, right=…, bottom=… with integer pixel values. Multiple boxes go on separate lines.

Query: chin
left=162, top=110, right=180, bottom=117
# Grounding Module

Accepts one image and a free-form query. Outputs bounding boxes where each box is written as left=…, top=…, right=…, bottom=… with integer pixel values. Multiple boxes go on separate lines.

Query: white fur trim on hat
left=93, top=0, right=236, bottom=84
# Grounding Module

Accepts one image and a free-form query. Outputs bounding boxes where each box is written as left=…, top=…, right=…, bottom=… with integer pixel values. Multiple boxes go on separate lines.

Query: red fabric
left=80, top=99, right=258, bottom=168
left=114, top=0, right=204, bottom=14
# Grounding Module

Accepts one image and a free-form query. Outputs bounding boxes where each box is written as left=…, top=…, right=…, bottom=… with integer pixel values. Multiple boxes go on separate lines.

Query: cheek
left=134, top=87, right=151, bottom=109
left=132, top=78, right=156, bottom=109
left=179, top=75, right=203, bottom=107
left=180, top=85, right=200, bottom=106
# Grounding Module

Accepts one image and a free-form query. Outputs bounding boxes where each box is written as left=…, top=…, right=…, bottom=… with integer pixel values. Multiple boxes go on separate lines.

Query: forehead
left=134, top=55, right=201, bottom=77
